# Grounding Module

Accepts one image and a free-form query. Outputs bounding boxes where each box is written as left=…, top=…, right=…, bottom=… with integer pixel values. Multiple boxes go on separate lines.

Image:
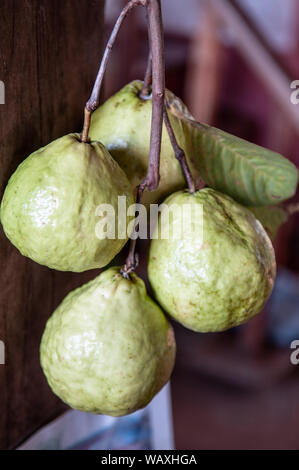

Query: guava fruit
left=148, top=188, right=276, bottom=332
left=0, top=134, right=134, bottom=272
left=40, top=267, right=176, bottom=416
left=89, top=80, right=199, bottom=205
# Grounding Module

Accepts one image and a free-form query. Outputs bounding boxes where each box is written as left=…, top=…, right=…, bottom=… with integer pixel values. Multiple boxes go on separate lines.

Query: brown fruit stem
left=120, top=185, right=144, bottom=279
left=140, top=55, right=196, bottom=193
left=140, top=0, right=164, bottom=192
left=163, top=107, right=196, bottom=193
left=122, top=0, right=165, bottom=277
left=81, top=0, right=145, bottom=143
left=139, top=52, right=153, bottom=99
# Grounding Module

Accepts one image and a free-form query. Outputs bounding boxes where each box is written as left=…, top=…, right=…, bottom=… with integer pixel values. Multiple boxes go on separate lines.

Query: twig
left=139, top=15, right=153, bottom=99
left=122, top=0, right=164, bottom=276
left=120, top=186, right=144, bottom=279
left=141, top=0, right=164, bottom=191
left=139, top=12, right=153, bottom=100
left=81, top=0, right=145, bottom=143
left=163, top=107, right=196, bottom=193
left=81, top=108, right=92, bottom=144
left=139, top=53, right=197, bottom=192
left=139, top=53, right=152, bottom=99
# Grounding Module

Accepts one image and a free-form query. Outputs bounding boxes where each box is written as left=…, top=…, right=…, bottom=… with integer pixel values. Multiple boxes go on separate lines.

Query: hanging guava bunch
left=1, top=0, right=298, bottom=416
left=1, top=0, right=176, bottom=417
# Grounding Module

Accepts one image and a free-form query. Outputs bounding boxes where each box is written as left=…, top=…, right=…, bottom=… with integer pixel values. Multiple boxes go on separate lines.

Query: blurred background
left=105, top=0, right=299, bottom=450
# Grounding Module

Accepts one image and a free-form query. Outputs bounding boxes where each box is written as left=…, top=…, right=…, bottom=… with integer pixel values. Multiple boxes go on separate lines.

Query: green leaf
left=167, top=97, right=298, bottom=206
left=249, top=205, right=288, bottom=241
left=188, top=122, right=298, bottom=206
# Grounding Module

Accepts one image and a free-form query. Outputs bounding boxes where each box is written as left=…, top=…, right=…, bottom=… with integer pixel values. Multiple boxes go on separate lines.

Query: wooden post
left=0, top=0, right=105, bottom=449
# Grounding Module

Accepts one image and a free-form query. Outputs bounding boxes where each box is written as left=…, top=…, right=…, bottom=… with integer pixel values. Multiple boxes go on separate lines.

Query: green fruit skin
left=89, top=80, right=199, bottom=205
left=148, top=188, right=276, bottom=333
left=40, top=267, right=176, bottom=416
left=0, top=134, right=134, bottom=272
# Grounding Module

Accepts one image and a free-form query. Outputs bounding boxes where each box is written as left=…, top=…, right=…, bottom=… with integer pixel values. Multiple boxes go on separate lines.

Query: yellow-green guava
left=40, top=267, right=176, bottom=416
left=148, top=188, right=276, bottom=332
left=89, top=80, right=199, bottom=205
left=0, top=134, right=134, bottom=272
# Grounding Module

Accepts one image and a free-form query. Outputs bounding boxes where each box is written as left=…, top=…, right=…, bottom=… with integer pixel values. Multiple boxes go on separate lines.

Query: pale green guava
left=148, top=188, right=276, bottom=332
left=89, top=80, right=199, bottom=205
left=0, top=134, right=134, bottom=272
left=40, top=267, right=176, bottom=416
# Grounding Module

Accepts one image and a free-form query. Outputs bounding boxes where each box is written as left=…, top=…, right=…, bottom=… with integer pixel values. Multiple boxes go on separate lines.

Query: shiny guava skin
left=40, top=267, right=176, bottom=416
left=89, top=80, right=199, bottom=205
left=148, top=188, right=276, bottom=332
left=0, top=134, right=134, bottom=272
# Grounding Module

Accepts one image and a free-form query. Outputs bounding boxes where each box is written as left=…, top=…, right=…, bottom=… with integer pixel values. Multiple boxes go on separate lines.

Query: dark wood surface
left=0, top=0, right=105, bottom=449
